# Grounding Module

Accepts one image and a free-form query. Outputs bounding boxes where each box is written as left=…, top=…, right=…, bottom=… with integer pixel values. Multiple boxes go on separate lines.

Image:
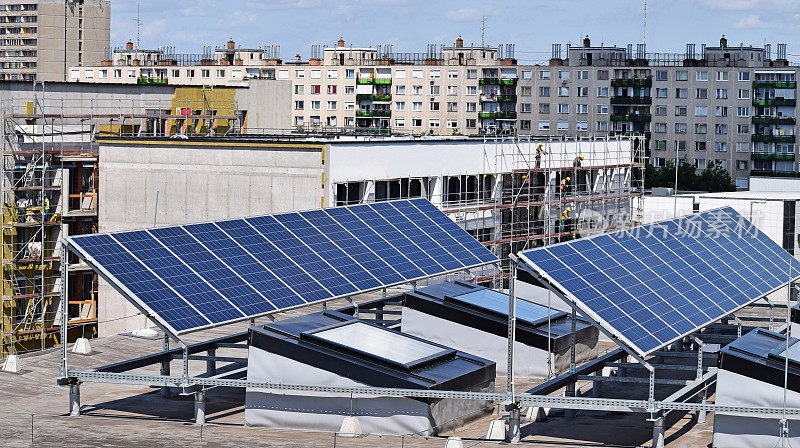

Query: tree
left=644, top=160, right=735, bottom=192
left=697, top=161, right=736, bottom=192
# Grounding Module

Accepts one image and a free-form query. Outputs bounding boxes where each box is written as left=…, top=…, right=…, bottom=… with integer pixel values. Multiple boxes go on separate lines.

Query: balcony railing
left=356, top=110, right=390, bottom=117
left=750, top=170, right=800, bottom=178
left=356, top=93, right=392, bottom=101
left=751, top=153, right=795, bottom=161
left=751, top=134, right=796, bottom=143
left=137, top=77, right=168, bottom=85
left=356, top=77, right=393, bottom=85
left=752, top=116, right=796, bottom=125
left=480, top=94, right=517, bottom=103
left=478, top=111, right=517, bottom=119
left=610, top=114, right=652, bottom=122
left=753, top=98, right=797, bottom=107
left=611, top=78, right=653, bottom=88
left=610, top=96, right=652, bottom=105
left=479, top=78, right=518, bottom=86
left=753, top=81, right=797, bottom=89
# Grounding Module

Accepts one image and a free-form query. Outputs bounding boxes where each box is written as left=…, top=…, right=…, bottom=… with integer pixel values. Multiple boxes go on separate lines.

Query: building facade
left=66, top=35, right=799, bottom=186
left=0, top=0, right=110, bottom=82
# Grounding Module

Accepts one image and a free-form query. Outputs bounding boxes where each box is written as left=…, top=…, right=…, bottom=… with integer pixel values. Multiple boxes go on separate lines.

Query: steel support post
left=69, top=383, right=80, bottom=416
left=697, top=387, right=707, bottom=424
left=59, top=248, right=69, bottom=378
left=507, top=406, right=521, bottom=443
left=652, top=415, right=665, bottom=448
left=206, top=348, right=217, bottom=377
left=505, top=257, right=520, bottom=443
left=347, top=297, right=359, bottom=319
left=194, top=390, right=206, bottom=425
left=565, top=306, right=577, bottom=418
left=160, top=336, right=171, bottom=397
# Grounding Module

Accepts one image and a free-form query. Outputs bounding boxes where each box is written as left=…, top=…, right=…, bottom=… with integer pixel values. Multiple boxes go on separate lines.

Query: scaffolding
left=0, top=88, right=242, bottom=358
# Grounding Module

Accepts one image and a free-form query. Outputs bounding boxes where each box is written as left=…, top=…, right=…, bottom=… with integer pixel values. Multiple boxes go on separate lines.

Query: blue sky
left=111, top=0, right=800, bottom=64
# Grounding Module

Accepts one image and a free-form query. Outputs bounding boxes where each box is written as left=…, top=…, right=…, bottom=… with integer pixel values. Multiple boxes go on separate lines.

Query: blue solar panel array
left=67, top=199, right=497, bottom=335
left=520, top=207, right=800, bottom=356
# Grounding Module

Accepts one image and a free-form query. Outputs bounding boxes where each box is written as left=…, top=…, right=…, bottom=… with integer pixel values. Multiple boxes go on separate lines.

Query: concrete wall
left=0, top=81, right=175, bottom=114
left=96, top=140, right=324, bottom=336
left=236, top=80, right=292, bottom=132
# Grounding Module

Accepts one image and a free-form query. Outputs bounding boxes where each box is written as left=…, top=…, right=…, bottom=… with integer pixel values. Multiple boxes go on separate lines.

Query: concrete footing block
left=72, top=338, right=92, bottom=355
left=525, top=406, right=549, bottom=422
left=486, top=419, right=505, bottom=440
left=338, top=416, right=362, bottom=437
left=2, top=354, right=19, bottom=373
left=444, top=436, right=463, bottom=448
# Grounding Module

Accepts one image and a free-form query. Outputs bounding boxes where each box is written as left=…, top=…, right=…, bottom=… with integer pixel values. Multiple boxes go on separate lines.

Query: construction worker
left=559, top=207, right=572, bottom=237
left=560, top=176, right=571, bottom=193
left=535, top=143, right=547, bottom=168
left=573, top=154, right=584, bottom=168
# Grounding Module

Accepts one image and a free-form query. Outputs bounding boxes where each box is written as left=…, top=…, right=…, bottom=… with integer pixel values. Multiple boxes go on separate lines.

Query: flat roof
left=698, top=191, right=800, bottom=201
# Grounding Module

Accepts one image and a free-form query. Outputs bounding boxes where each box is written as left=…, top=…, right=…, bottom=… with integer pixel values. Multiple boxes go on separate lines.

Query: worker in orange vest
left=535, top=143, right=547, bottom=168
left=573, top=154, right=584, bottom=168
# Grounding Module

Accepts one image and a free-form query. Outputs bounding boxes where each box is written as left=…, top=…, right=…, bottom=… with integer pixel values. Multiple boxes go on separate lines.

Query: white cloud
left=699, top=0, right=758, bottom=10
left=734, top=14, right=768, bottom=28
left=446, top=6, right=498, bottom=22
left=180, top=0, right=216, bottom=17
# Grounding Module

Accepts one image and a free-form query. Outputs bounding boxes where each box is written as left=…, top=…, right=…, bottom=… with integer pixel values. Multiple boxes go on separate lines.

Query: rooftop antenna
left=481, top=16, right=486, bottom=47
left=643, top=0, right=647, bottom=48
left=134, top=2, right=141, bottom=52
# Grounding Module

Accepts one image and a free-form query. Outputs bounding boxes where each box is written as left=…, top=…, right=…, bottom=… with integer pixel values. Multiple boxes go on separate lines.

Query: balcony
left=356, top=110, right=390, bottom=117
left=751, top=134, right=796, bottom=143
left=478, top=111, right=517, bottom=119
left=751, top=153, right=795, bottom=161
left=479, top=78, right=518, bottom=86
left=753, top=98, right=797, bottom=107
left=752, top=116, right=796, bottom=125
left=611, top=78, right=653, bottom=88
left=356, top=93, right=392, bottom=102
left=374, top=78, right=392, bottom=85
left=610, top=114, right=651, bottom=122
left=750, top=170, right=800, bottom=178
left=610, top=96, right=652, bottom=105
left=753, top=81, right=797, bottom=89
left=480, top=94, right=517, bottom=103
left=356, top=78, right=373, bottom=85
left=137, top=77, right=168, bottom=85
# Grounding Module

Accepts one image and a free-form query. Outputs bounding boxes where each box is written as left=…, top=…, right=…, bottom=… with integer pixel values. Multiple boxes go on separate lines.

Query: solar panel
left=66, top=199, right=497, bottom=335
left=519, top=206, right=800, bottom=356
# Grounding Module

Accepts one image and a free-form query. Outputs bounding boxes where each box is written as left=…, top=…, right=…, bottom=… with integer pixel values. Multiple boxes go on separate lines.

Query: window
left=521, top=86, right=532, bottom=96
left=466, top=118, right=476, bottom=128
left=716, top=106, right=728, bottom=117
left=654, top=140, right=667, bottom=151
left=447, top=70, right=458, bottom=79
left=294, top=100, right=304, bottom=110
left=576, top=87, right=588, bottom=97
left=447, top=102, right=457, bottom=112
left=201, top=69, right=210, bottom=78
left=344, top=102, right=355, bottom=110
left=696, top=71, right=708, bottom=81
left=412, top=118, right=422, bottom=127
left=656, top=88, right=668, bottom=98
left=327, top=116, right=337, bottom=126
left=467, top=69, right=477, bottom=79
left=695, top=106, right=708, bottom=116
left=346, top=69, right=355, bottom=78
left=466, top=102, right=477, bottom=112
left=558, top=70, right=570, bottom=80
left=466, top=86, right=477, bottom=95
left=412, top=70, right=423, bottom=79
left=576, top=104, right=588, bottom=114
left=715, top=142, right=728, bottom=152
left=558, top=86, right=569, bottom=97
left=655, top=105, right=667, bottom=116
left=654, top=123, right=667, bottom=133
left=521, top=70, right=532, bottom=79
left=676, top=70, right=688, bottom=81
left=737, top=124, right=749, bottom=134
left=538, top=120, right=550, bottom=131
left=653, top=157, right=666, bottom=167
left=429, top=70, right=440, bottom=79
left=395, top=102, right=405, bottom=111
left=294, top=116, right=304, bottom=126
left=576, top=70, right=589, bottom=80
left=656, top=70, right=668, bottom=81
left=695, top=123, right=707, bottom=134
left=395, top=85, right=406, bottom=95
left=327, top=70, right=338, bottom=79
left=696, top=158, right=707, bottom=169
left=696, top=88, right=707, bottom=99
left=597, top=87, right=609, bottom=97
left=345, top=86, right=355, bottom=94
left=114, top=69, right=122, bottom=78
left=412, top=85, right=423, bottom=95
left=557, top=121, right=569, bottom=131
left=539, top=103, right=550, bottom=114
left=597, top=104, right=609, bottom=114
left=737, top=160, right=748, bottom=171
left=539, top=86, right=550, bottom=97
left=738, top=71, right=750, bottom=82
left=597, top=70, right=609, bottom=80
left=430, top=85, right=440, bottom=95
left=521, top=120, right=531, bottom=130
left=716, top=89, right=728, bottom=99
left=447, top=119, right=458, bottom=128
left=429, top=101, right=439, bottom=111
left=394, top=118, right=405, bottom=127
left=326, top=101, right=337, bottom=110
left=576, top=121, right=588, bottom=131
left=294, top=85, right=304, bottom=94
left=558, top=104, right=569, bottom=114
left=676, top=88, right=688, bottom=99
left=327, top=85, right=337, bottom=94
left=715, top=159, right=728, bottom=170
left=295, top=69, right=305, bottom=78
left=429, top=119, right=440, bottom=128
left=676, top=140, right=687, bottom=151
left=696, top=142, right=707, bottom=151
left=736, top=142, right=750, bottom=153
left=539, top=70, right=550, bottom=80
left=311, top=101, right=320, bottom=110
left=717, top=71, right=729, bottom=81
left=736, top=177, right=749, bottom=189
left=715, top=124, right=727, bottom=135
left=737, top=106, right=749, bottom=117
left=100, top=69, right=108, bottom=79
left=310, top=85, right=321, bottom=94
left=738, top=89, right=750, bottom=99
left=596, top=121, right=609, bottom=131
left=521, top=103, right=532, bottom=113
left=675, top=123, right=687, bottom=134
left=447, top=86, right=458, bottom=95
left=675, top=106, right=687, bottom=116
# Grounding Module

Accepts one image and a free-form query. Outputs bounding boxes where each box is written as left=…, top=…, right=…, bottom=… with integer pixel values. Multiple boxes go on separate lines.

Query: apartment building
left=68, top=35, right=799, bottom=185
left=0, top=0, right=109, bottom=82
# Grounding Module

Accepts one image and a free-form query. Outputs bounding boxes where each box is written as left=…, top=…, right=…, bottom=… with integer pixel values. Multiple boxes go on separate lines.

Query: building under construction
left=0, top=86, right=244, bottom=357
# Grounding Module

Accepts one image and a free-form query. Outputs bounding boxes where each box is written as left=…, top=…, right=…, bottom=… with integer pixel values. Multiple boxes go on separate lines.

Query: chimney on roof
left=295, top=53, right=302, bottom=62
left=227, top=39, right=235, bottom=50
left=126, top=41, right=134, bottom=50
left=720, top=35, right=727, bottom=48
left=337, top=37, right=345, bottom=48
left=583, top=35, right=591, bottom=48
left=456, top=35, right=463, bottom=48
